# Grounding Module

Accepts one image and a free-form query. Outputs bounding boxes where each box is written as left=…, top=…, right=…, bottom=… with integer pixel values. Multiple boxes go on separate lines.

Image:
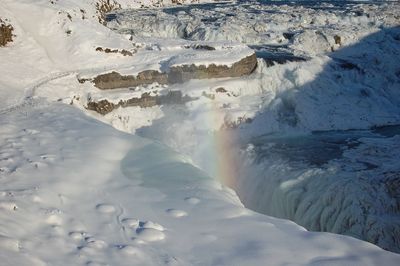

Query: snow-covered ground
left=3, top=100, right=400, bottom=265
left=1, top=0, right=400, bottom=264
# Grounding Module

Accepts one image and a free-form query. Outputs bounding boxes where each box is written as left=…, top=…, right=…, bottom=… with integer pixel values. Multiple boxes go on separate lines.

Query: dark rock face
left=184, top=44, right=216, bottom=50
left=215, top=87, right=227, bottom=93
left=86, top=91, right=194, bottom=115
left=88, top=53, right=257, bottom=114
left=0, top=19, right=14, bottom=46
left=168, top=53, right=258, bottom=83
left=334, top=35, right=342, bottom=46
left=93, top=70, right=168, bottom=90
left=264, top=55, right=306, bottom=67
left=87, top=99, right=115, bottom=114
left=96, top=0, right=121, bottom=25
left=95, top=47, right=134, bottom=56
left=283, top=32, right=295, bottom=40
left=92, top=53, right=257, bottom=90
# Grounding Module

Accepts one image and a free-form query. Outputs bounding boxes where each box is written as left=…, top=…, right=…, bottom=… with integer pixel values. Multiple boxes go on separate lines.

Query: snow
left=3, top=103, right=399, bottom=265
left=1, top=0, right=400, bottom=264
left=0, top=0, right=250, bottom=107
left=106, top=1, right=400, bottom=134
left=108, top=0, right=399, bottom=48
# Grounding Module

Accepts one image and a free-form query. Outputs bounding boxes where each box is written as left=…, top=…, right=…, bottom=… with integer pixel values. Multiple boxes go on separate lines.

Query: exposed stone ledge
left=168, top=53, right=257, bottom=83
left=86, top=90, right=194, bottom=115
left=91, top=53, right=257, bottom=90
left=93, top=70, right=168, bottom=90
left=0, top=19, right=14, bottom=47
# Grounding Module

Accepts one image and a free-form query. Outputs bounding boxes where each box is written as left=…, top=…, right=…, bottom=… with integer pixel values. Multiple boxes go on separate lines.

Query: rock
left=93, top=70, right=168, bottom=90
left=104, top=48, right=117, bottom=53
left=334, top=35, right=342, bottom=46
left=263, top=55, right=306, bottom=67
left=95, top=47, right=134, bottom=56
left=0, top=19, right=14, bottom=47
left=283, top=32, right=295, bottom=40
left=168, top=53, right=257, bottom=83
left=96, top=0, right=121, bottom=25
left=215, top=87, right=227, bottom=93
left=92, top=53, right=257, bottom=90
left=87, top=99, right=115, bottom=115
left=86, top=91, right=194, bottom=115
left=184, top=44, right=216, bottom=50
left=120, top=49, right=133, bottom=56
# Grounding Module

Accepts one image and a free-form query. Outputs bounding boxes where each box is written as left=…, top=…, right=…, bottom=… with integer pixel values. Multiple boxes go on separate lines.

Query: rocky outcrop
left=87, top=90, right=194, bottom=115
left=0, top=19, right=14, bottom=46
left=96, top=0, right=121, bottom=25
left=95, top=47, right=134, bottom=56
left=92, top=53, right=257, bottom=90
left=168, top=53, right=257, bottom=83
left=93, top=70, right=168, bottom=90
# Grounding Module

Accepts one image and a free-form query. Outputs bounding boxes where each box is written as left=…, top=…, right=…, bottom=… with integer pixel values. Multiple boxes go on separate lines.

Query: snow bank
left=1, top=101, right=399, bottom=265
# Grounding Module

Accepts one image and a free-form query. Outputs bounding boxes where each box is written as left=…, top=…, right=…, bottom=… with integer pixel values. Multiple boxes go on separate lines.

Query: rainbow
left=207, top=101, right=241, bottom=190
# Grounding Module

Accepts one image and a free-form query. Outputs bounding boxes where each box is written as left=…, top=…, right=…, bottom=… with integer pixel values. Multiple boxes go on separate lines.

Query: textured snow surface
left=1, top=0, right=400, bottom=264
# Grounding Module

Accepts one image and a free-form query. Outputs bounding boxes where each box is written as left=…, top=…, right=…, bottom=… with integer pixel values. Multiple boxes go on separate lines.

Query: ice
left=108, top=0, right=399, bottom=50
left=234, top=127, right=400, bottom=253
